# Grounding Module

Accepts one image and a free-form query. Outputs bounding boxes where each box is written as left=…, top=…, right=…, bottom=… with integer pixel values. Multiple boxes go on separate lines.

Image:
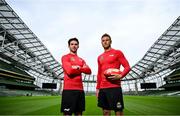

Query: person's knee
left=115, top=111, right=123, bottom=116
left=63, top=112, right=72, bottom=116
left=103, top=109, right=111, bottom=115
left=74, top=112, right=82, bottom=116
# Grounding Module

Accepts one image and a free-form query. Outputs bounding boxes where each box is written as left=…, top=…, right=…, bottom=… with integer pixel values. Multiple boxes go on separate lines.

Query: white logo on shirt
left=109, top=54, right=114, bottom=56
left=117, top=102, right=122, bottom=108
left=64, top=108, right=70, bottom=111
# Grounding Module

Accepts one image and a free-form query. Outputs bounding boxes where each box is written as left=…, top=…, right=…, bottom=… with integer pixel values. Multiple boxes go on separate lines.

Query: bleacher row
left=161, top=68, right=180, bottom=90
left=0, top=88, right=58, bottom=96
left=123, top=90, right=180, bottom=96
left=0, top=59, right=39, bottom=91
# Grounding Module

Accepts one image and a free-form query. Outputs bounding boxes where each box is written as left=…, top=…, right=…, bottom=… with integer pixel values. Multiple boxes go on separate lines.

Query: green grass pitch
left=0, top=95, right=180, bottom=115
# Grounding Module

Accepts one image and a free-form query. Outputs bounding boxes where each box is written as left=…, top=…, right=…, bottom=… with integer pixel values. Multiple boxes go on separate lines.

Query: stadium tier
left=0, top=60, right=38, bottom=90
left=160, top=68, right=180, bottom=90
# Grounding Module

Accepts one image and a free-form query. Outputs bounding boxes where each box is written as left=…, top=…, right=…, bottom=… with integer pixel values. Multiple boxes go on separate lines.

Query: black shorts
left=98, top=87, right=124, bottom=111
left=61, top=90, right=85, bottom=113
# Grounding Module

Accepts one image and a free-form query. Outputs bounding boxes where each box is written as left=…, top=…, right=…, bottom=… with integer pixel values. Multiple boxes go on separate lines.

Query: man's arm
left=118, top=50, right=131, bottom=78
left=96, top=58, right=102, bottom=97
left=96, top=58, right=102, bottom=89
left=61, top=56, right=81, bottom=76
left=80, top=63, right=92, bottom=74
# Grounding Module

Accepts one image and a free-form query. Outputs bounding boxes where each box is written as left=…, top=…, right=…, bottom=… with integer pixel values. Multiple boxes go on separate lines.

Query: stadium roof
left=124, top=16, right=180, bottom=81
left=0, top=0, right=63, bottom=80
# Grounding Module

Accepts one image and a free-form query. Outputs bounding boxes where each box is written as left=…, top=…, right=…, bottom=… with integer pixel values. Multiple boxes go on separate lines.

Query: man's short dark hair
left=101, top=33, right=111, bottom=40
left=68, top=37, right=79, bottom=46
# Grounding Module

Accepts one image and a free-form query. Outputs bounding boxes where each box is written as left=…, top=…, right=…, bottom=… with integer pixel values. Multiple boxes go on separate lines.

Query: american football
left=104, top=68, right=122, bottom=77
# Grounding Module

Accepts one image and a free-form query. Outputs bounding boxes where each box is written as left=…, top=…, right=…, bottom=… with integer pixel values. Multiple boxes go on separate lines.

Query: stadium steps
left=164, top=91, right=180, bottom=96
left=0, top=88, right=54, bottom=96
left=124, top=90, right=180, bottom=96
left=0, top=60, right=32, bottom=78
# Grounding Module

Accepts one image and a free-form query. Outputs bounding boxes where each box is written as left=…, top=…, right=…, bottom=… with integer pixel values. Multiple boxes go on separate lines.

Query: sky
left=6, top=0, right=180, bottom=74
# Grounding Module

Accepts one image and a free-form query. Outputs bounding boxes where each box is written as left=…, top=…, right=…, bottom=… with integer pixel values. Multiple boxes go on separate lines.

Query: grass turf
left=0, top=95, right=180, bottom=115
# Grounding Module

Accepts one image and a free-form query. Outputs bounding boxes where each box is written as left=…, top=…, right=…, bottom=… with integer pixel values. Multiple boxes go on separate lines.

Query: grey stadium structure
left=0, top=0, right=180, bottom=96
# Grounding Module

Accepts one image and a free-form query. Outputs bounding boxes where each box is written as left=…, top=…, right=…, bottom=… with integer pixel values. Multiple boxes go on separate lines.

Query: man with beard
left=61, top=38, right=91, bottom=116
left=96, top=33, right=130, bottom=116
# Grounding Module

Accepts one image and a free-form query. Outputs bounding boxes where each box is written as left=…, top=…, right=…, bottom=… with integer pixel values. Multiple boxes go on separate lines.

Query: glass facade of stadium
left=0, top=0, right=180, bottom=94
